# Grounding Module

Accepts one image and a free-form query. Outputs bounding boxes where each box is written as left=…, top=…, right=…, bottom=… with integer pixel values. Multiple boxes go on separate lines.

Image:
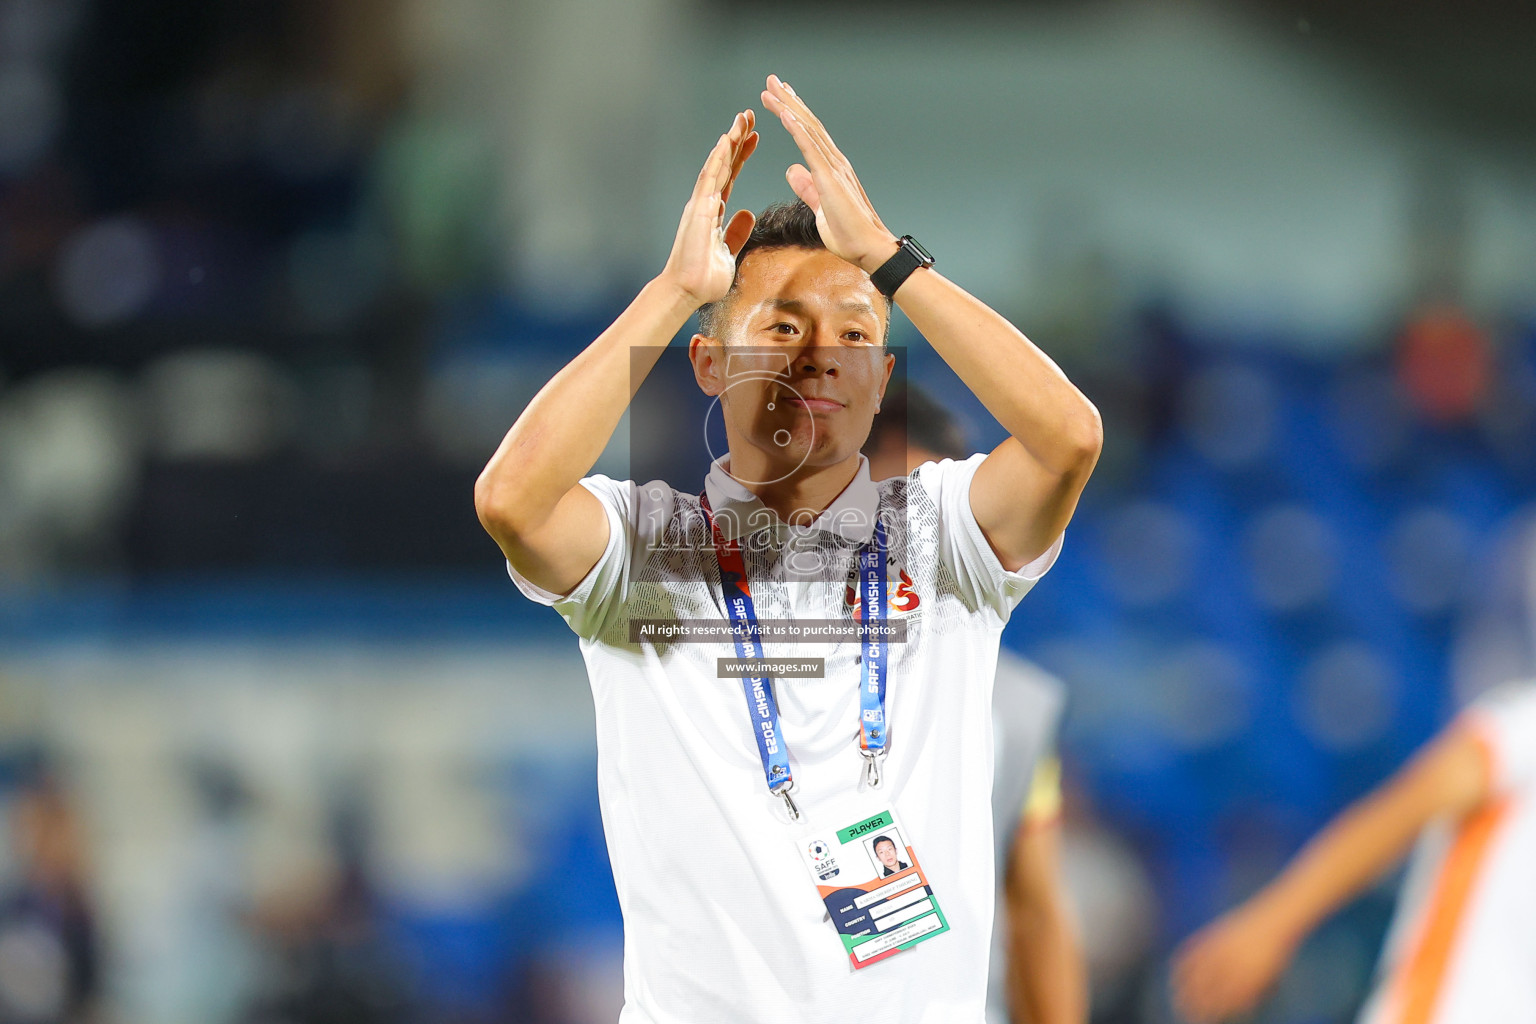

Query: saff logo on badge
left=805, top=839, right=840, bottom=881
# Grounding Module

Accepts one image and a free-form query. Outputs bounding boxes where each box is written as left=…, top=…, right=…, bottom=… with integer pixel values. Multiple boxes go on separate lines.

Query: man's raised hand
left=761, top=75, right=898, bottom=275
left=662, top=110, right=759, bottom=308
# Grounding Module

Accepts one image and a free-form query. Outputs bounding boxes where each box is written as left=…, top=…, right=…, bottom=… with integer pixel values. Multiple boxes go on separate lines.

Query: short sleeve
left=914, top=454, right=1064, bottom=620
left=1462, top=683, right=1536, bottom=793
left=506, top=475, right=674, bottom=640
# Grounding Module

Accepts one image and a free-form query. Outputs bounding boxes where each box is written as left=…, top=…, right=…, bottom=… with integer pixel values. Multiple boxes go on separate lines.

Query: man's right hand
left=661, top=110, right=759, bottom=309
left=476, top=110, right=761, bottom=599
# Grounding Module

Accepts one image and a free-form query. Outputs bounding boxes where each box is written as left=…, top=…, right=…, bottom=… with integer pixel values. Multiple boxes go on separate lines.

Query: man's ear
left=876, top=351, right=896, bottom=408
left=690, top=333, right=726, bottom=396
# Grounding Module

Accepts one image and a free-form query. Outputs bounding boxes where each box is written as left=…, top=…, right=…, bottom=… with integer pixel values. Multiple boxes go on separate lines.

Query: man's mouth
left=783, top=395, right=843, bottom=412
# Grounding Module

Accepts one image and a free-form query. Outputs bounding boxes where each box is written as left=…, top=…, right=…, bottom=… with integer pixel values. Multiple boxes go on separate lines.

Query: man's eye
left=846, top=331, right=866, bottom=342
left=771, top=323, right=796, bottom=334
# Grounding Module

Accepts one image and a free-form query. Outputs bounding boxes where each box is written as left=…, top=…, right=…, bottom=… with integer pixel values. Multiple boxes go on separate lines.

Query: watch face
left=903, top=235, right=935, bottom=266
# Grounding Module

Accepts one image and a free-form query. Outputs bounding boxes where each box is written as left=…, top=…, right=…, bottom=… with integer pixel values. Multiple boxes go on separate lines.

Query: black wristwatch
left=869, top=235, right=935, bottom=298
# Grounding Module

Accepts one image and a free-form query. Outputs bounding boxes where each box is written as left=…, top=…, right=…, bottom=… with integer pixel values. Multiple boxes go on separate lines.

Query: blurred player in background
left=1173, top=682, right=1536, bottom=1024
left=867, top=388, right=1088, bottom=1024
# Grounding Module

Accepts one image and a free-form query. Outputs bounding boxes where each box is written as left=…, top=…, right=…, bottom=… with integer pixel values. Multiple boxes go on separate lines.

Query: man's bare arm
left=759, top=76, right=1101, bottom=571
left=1171, top=724, right=1493, bottom=1023
left=475, top=113, right=759, bottom=595
left=1006, top=819, right=1089, bottom=1024
left=890, top=279, right=1102, bottom=571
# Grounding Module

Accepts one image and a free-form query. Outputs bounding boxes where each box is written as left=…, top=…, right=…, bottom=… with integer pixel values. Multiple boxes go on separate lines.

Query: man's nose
left=794, top=340, right=840, bottom=377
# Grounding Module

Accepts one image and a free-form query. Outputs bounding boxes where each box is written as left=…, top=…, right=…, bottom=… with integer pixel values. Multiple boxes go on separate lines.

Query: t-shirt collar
left=703, top=454, right=879, bottom=545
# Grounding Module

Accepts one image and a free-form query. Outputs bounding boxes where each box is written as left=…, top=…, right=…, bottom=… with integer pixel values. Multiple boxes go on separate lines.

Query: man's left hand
left=761, top=75, right=899, bottom=275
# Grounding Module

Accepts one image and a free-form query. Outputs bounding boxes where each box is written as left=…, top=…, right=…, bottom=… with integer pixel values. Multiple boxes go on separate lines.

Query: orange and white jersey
left=1359, top=683, right=1536, bottom=1024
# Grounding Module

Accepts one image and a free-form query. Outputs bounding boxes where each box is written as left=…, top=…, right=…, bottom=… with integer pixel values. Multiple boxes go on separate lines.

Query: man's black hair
left=872, top=834, right=898, bottom=852
left=862, top=384, right=970, bottom=462
left=696, top=199, right=893, bottom=340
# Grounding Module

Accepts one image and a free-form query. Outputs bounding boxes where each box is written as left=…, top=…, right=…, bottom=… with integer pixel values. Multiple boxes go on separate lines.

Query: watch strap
left=870, top=235, right=935, bottom=298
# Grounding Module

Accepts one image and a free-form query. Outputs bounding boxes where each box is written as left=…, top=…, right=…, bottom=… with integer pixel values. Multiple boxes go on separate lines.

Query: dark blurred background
left=1, top=1, right=1535, bottom=1022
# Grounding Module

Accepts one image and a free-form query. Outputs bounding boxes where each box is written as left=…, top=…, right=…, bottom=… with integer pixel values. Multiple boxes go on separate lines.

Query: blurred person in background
left=238, top=811, right=410, bottom=1024
left=1172, top=682, right=1536, bottom=1024
left=0, top=770, right=99, bottom=1024
left=475, top=75, right=1100, bottom=1023
left=867, top=388, right=1088, bottom=1024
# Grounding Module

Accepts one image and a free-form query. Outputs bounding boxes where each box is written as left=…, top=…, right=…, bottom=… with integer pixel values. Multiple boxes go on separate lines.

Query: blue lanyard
left=700, top=495, right=890, bottom=820
left=857, top=521, right=890, bottom=786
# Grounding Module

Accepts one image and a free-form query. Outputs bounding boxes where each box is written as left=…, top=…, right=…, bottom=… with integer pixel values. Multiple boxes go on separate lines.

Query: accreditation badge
left=797, top=804, right=950, bottom=969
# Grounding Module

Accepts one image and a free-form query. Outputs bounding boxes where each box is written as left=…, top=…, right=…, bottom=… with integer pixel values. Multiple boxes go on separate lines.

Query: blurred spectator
left=1393, top=162, right=1492, bottom=426
left=1395, top=305, right=1491, bottom=425
left=0, top=774, right=100, bottom=1024
left=239, top=852, right=410, bottom=1024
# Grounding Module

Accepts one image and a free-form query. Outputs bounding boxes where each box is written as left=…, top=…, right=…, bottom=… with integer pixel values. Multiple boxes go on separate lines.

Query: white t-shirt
left=1358, top=683, right=1536, bottom=1024
left=509, top=453, right=1061, bottom=1024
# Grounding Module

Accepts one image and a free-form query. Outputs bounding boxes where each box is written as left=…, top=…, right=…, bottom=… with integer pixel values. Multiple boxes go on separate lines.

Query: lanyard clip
left=861, top=749, right=885, bottom=789
left=776, top=782, right=801, bottom=821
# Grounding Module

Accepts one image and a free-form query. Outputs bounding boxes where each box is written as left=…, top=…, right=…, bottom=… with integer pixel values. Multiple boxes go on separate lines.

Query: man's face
left=692, top=247, right=895, bottom=481
left=875, top=839, right=899, bottom=869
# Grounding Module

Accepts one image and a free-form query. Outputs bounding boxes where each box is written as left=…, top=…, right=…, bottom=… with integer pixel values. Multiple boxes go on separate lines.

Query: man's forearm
left=1007, top=824, right=1089, bottom=1024
left=879, top=262, right=1100, bottom=567
left=755, top=75, right=1100, bottom=478
left=1009, top=900, right=1087, bottom=1024
left=476, top=277, right=697, bottom=534
left=1246, top=728, right=1491, bottom=948
left=1252, top=792, right=1428, bottom=950
left=883, top=265, right=1102, bottom=472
